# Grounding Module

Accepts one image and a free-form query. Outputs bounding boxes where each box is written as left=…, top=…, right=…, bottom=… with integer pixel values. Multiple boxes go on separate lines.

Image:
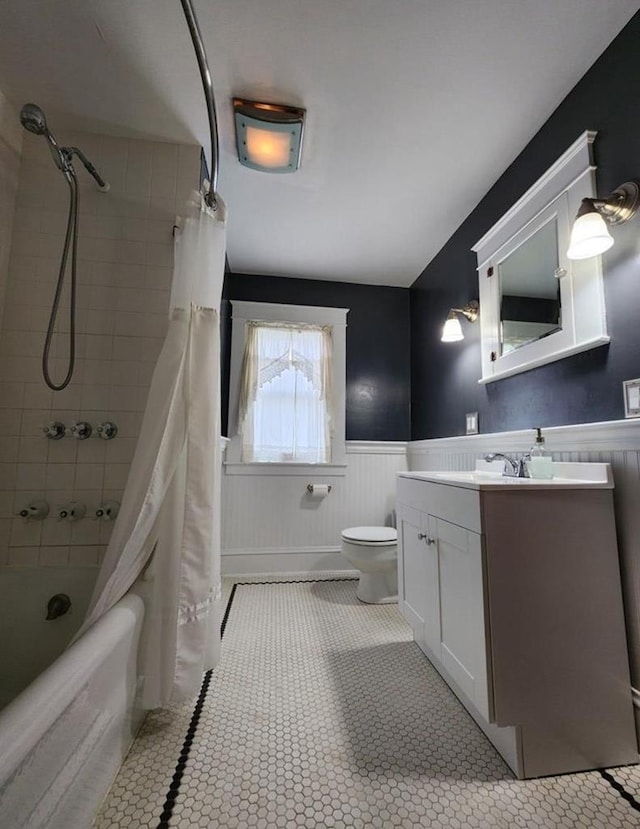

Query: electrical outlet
left=465, top=411, right=478, bottom=435
left=623, top=379, right=640, bottom=418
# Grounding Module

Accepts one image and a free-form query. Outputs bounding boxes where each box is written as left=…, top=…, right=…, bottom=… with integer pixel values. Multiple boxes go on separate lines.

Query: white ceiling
left=0, top=1, right=638, bottom=287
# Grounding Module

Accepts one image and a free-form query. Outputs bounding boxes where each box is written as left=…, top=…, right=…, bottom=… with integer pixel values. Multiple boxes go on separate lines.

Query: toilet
left=341, top=526, right=398, bottom=604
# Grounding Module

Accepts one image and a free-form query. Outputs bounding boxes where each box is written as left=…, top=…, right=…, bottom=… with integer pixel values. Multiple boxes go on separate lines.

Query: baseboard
left=222, top=545, right=342, bottom=557
left=221, top=546, right=353, bottom=577
left=222, top=569, right=359, bottom=582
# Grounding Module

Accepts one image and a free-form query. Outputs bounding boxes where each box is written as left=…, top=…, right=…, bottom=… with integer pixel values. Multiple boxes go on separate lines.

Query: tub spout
left=46, top=593, right=71, bottom=620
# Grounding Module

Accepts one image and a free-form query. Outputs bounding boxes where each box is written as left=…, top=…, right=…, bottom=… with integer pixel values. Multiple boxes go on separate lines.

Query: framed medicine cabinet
left=472, top=131, right=609, bottom=384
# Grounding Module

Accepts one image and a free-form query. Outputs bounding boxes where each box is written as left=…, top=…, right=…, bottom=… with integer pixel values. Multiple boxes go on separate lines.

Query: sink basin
left=399, top=461, right=613, bottom=490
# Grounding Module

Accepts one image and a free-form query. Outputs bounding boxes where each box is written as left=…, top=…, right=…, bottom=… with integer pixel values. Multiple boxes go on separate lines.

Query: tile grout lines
left=599, top=769, right=640, bottom=813
left=154, top=578, right=357, bottom=829
left=152, top=577, right=640, bottom=828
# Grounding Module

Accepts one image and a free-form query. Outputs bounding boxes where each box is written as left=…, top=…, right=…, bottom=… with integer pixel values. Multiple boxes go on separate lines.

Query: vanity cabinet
left=396, top=471, right=639, bottom=779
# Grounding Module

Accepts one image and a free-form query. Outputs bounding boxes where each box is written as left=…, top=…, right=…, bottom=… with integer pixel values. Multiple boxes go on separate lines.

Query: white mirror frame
left=473, top=131, right=609, bottom=384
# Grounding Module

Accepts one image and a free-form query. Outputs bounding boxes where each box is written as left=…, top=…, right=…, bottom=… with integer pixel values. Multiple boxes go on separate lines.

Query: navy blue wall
left=221, top=273, right=411, bottom=441
left=410, top=12, right=640, bottom=440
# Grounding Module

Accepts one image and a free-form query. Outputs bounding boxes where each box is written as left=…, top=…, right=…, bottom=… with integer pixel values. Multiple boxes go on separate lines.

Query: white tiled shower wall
left=0, top=92, right=22, bottom=351
left=0, top=98, right=200, bottom=569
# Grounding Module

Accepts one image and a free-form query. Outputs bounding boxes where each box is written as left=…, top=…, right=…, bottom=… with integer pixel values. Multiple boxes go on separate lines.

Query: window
left=239, top=322, right=331, bottom=463
left=227, top=301, right=348, bottom=474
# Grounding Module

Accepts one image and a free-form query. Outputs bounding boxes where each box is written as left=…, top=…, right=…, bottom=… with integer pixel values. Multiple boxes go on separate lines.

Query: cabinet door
left=398, top=506, right=441, bottom=657
left=433, top=516, right=492, bottom=722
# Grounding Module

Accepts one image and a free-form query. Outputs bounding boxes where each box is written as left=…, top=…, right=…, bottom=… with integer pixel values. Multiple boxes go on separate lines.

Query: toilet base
left=355, top=570, right=398, bottom=604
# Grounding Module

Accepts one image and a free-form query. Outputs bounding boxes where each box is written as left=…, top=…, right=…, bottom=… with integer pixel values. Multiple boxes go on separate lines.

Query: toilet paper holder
left=306, top=483, right=332, bottom=494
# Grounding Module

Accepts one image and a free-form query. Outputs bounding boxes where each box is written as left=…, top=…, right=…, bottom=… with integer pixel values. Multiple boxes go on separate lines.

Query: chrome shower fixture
left=43, top=421, right=66, bottom=440
left=69, top=421, right=93, bottom=440
left=18, top=500, right=49, bottom=521
left=19, top=103, right=110, bottom=189
left=46, top=593, right=71, bottom=620
left=19, top=103, right=110, bottom=391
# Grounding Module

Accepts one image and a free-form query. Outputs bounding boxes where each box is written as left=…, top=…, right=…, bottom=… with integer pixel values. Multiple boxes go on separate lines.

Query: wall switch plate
left=623, top=379, right=640, bottom=418
left=466, top=411, right=479, bottom=434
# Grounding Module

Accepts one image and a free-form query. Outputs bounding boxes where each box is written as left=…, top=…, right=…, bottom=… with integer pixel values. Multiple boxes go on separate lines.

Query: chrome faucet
left=484, top=452, right=530, bottom=478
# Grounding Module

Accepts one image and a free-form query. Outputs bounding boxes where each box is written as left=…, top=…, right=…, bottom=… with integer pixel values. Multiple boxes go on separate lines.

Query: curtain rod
left=179, top=0, right=220, bottom=209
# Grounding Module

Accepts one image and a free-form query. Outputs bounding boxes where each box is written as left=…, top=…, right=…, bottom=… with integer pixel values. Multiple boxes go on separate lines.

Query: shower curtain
left=76, top=190, right=226, bottom=709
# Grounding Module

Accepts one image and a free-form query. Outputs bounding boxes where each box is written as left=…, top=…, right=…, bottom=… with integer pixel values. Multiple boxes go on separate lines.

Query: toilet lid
left=341, top=526, right=397, bottom=544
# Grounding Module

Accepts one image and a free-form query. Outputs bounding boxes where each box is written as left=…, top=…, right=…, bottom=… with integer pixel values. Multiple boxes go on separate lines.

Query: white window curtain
left=74, top=190, right=226, bottom=709
left=238, top=323, right=333, bottom=463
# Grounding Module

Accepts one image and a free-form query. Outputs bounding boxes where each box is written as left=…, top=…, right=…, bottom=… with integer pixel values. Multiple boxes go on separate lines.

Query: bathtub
left=0, top=590, right=145, bottom=829
left=0, top=567, right=100, bottom=709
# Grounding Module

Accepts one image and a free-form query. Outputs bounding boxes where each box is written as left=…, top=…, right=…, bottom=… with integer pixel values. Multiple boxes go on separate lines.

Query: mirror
left=498, top=219, right=561, bottom=355
left=473, top=131, right=610, bottom=384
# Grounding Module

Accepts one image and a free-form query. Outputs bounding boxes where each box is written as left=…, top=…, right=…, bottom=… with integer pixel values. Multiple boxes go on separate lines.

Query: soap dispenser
left=528, top=427, right=553, bottom=479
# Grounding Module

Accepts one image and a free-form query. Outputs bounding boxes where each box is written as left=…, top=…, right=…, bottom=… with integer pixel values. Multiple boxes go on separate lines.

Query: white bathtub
left=0, top=567, right=100, bottom=709
left=0, top=591, right=145, bottom=829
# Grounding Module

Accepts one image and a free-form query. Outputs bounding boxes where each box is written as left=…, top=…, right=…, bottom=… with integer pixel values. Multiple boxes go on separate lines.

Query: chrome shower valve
left=43, top=421, right=66, bottom=440
left=69, top=421, right=92, bottom=440
left=96, top=421, right=118, bottom=440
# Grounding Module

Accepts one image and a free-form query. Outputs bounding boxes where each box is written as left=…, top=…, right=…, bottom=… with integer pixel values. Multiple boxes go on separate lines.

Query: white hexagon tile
left=95, top=577, right=640, bottom=828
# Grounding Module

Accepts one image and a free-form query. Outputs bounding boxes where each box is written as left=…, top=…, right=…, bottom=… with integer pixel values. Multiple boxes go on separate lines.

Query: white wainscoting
left=221, top=441, right=407, bottom=576
left=408, top=418, right=640, bottom=726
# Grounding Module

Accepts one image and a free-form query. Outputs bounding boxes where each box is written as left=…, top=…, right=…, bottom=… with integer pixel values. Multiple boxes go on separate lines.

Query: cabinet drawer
left=397, top=477, right=482, bottom=533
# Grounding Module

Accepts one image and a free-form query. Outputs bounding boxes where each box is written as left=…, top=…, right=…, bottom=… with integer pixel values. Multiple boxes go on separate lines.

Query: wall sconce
left=233, top=98, right=305, bottom=173
left=441, top=300, right=479, bottom=342
left=567, top=181, right=639, bottom=260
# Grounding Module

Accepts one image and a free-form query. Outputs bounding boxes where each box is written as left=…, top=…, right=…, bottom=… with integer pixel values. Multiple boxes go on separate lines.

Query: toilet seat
left=341, top=526, right=397, bottom=546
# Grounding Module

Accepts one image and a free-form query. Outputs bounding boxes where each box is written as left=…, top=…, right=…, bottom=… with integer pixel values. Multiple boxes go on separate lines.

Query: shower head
left=20, top=103, right=49, bottom=136
left=18, top=101, right=109, bottom=191
left=19, top=102, right=71, bottom=176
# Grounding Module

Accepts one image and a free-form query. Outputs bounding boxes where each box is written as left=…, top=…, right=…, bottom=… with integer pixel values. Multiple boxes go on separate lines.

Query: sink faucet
left=484, top=452, right=530, bottom=478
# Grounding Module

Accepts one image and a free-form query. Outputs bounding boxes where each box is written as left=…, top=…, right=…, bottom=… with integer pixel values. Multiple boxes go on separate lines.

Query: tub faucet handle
left=18, top=499, right=49, bottom=521
left=58, top=501, right=86, bottom=522
left=96, top=421, right=118, bottom=440
left=43, top=421, right=66, bottom=440
left=69, top=421, right=92, bottom=440
left=94, top=500, right=120, bottom=521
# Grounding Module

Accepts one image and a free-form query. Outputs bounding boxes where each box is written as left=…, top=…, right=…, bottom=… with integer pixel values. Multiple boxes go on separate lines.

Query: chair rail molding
left=408, top=419, right=640, bottom=457
left=346, top=441, right=408, bottom=454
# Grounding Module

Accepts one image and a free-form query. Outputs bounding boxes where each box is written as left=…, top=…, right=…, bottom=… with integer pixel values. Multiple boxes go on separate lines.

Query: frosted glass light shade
left=233, top=99, right=305, bottom=173
left=441, top=315, right=464, bottom=342
left=245, top=126, right=292, bottom=169
left=567, top=211, right=614, bottom=260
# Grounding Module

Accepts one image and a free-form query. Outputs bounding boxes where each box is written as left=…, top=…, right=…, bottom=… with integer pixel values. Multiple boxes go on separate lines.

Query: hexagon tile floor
left=95, top=577, right=640, bottom=828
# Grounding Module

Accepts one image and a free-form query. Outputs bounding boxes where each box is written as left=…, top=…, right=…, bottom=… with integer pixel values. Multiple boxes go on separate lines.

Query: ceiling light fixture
left=233, top=98, right=305, bottom=173
left=567, top=181, right=640, bottom=260
left=441, top=300, right=479, bottom=343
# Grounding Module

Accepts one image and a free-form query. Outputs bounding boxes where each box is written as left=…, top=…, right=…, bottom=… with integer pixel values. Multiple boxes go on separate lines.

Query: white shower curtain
left=76, top=190, right=226, bottom=709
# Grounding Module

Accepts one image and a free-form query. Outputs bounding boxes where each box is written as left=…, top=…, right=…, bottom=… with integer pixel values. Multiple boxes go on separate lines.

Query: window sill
left=223, top=462, right=347, bottom=477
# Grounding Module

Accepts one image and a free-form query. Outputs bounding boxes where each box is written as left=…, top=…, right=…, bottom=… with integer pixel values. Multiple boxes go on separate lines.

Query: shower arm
left=179, top=0, right=220, bottom=210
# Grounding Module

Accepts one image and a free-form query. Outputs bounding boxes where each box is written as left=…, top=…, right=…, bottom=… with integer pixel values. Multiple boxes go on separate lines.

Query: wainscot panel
left=221, top=441, right=407, bottom=575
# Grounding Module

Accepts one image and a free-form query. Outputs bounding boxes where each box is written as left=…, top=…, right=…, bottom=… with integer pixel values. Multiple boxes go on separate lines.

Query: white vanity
left=396, top=463, right=639, bottom=778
